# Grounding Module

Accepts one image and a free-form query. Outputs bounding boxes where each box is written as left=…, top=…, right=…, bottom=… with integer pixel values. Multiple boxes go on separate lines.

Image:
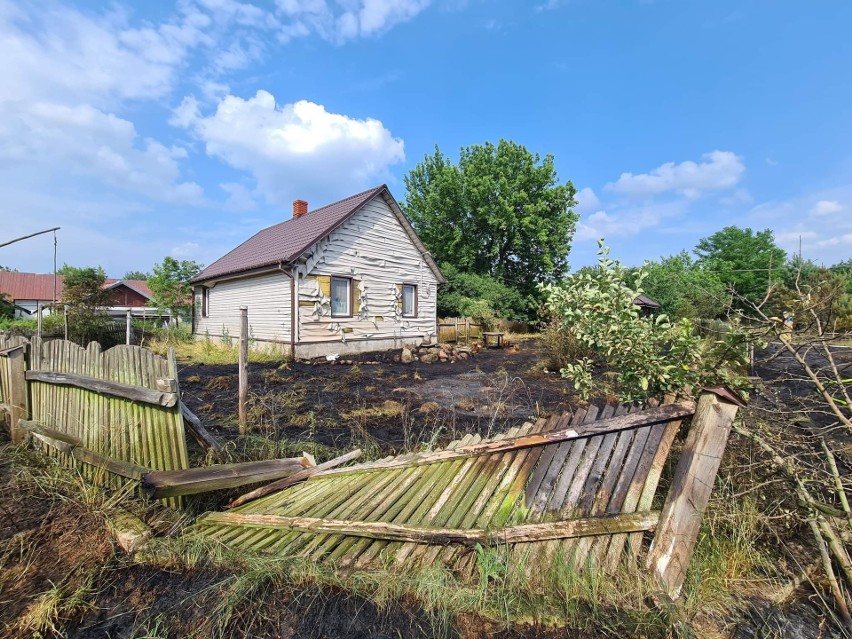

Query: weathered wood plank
left=19, top=419, right=151, bottom=480
left=25, top=370, right=178, bottom=407
left=647, top=393, right=739, bottom=599
left=180, top=401, right=223, bottom=458
left=227, top=449, right=363, bottom=509
left=142, top=457, right=311, bottom=499
left=197, top=510, right=660, bottom=546
left=317, top=402, right=695, bottom=477
left=6, top=345, right=29, bottom=444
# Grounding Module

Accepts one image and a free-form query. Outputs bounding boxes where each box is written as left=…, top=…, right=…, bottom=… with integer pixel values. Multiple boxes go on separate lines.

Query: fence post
left=647, top=391, right=739, bottom=599
left=64, top=305, right=68, bottom=341
left=6, top=345, right=29, bottom=444
left=126, top=309, right=132, bottom=345
left=238, top=306, right=248, bottom=436
left=37, top=302, right=42, bottom=338
left=465, top=318, right=470, bottom=344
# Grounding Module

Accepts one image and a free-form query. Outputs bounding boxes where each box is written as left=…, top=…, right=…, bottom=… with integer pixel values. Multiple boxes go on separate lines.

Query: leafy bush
left=541, top=241, right=749, bottom=402
left=437, top=263, right=531, bottom=322
left=629, top=251, right=728, bottom=320
left=538, top=318, right=592, bottom=371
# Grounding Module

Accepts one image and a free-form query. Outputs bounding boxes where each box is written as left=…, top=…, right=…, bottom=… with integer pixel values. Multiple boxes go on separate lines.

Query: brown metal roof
left=0, top=272, right=153, bottom=302
left=192, top=185, right=445, bottom=285
left=193, top=185, right=385, bottom=283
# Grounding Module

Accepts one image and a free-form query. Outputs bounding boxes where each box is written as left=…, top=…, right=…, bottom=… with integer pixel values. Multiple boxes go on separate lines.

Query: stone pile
left=394, top=342, right=479, bottom=364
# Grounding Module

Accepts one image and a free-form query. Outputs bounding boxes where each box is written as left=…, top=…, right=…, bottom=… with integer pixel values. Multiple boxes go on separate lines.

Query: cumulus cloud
left=811, top=200, right=844, bottom=216
left=0, top=100, right=203, bottom=204
left=574, top=187, right=600, bottom=215
left=607, top=150, right=745, bottom=198
left=176, top=89, right=405, bottom=206
left=276, top=0, right=431, bottom=42
left=575, top=200, right=687, bottom=242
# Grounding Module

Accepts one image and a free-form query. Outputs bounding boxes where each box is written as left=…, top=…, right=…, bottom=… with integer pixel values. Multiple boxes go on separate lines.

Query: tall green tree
left=633, top=251, right=728, bottom=320
left=62, top=266, right=110, bottom=344
left=123, top=270, right=151, bottom=281
left=148, top=257, right=203, bottom=320
left=58, top=263, right=105, bottom=279
left=404, top=140, right=578, bottom=315
left=694, top=226, right=786, bottom=307
left=436, top=262, right=530, bottom=321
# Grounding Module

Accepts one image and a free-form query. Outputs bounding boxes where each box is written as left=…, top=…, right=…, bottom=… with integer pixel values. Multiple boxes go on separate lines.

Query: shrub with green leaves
left=541, top=241, right=748, bottom=402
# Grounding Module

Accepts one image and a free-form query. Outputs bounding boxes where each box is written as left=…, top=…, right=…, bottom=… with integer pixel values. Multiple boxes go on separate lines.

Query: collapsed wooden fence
left=195, top=392, right=740, bottom=598
left=0, top=334, right=741, bottom=599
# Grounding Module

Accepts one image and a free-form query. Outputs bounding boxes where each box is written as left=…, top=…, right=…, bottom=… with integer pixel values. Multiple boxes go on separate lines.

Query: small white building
left=191, top=185, right=445, bottom=358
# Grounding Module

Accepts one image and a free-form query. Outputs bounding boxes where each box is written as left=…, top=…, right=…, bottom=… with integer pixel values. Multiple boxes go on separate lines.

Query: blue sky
left=1, top=0, right=850, bottom=277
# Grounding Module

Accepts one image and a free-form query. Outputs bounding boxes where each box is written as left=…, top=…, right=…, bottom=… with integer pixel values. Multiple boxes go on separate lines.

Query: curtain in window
left=402, top=284, right=415, bottom=316
left=331, top=278, right=349, bottom=316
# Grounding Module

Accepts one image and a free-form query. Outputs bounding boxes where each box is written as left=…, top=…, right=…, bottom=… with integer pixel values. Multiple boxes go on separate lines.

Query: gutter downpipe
left=278, top=263, right=296, bottom=359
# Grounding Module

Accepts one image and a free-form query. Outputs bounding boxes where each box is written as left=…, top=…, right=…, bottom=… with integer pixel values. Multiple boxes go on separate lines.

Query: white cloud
left=574, top=187, right=600, bottom=215
left=171, top=241, right=202, bottom=258
left=0, top=101, right=204, bottom=205
left=177, top=89, right=405, bottom=206
left=0, top=2, right=211, bottom=107
left=817, top=234, right=852, bottom=248
left=607, top=150, right=745, bottom=198
left=275, top=0, right=431, bottom=42
left=220, top=182, right=259, bottom=212
left=811, top=200, right=844, bottom=216
left=720, top=188, right=753, bottom=206
left=576, top=200, right=687, bottom=242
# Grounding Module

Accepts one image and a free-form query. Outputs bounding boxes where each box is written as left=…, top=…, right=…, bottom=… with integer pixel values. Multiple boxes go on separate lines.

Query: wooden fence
left=437, top=318, right=483, bottom=344
left=195, top=391, right=739, bottom=598
left=1, top=336, right=190, bottom=507
left=437, top=317, right=532, bottom=343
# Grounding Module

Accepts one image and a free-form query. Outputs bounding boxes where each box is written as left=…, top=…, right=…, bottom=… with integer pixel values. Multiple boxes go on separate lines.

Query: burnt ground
left=0, top=433, right=596, bottom=639
left=178, top=339, right=579, bottom=459
left=1, top=338, right=849, bottom=638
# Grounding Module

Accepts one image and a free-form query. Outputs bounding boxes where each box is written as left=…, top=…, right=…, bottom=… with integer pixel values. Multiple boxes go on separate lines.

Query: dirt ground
left=179, top=339, right=578, bottom=457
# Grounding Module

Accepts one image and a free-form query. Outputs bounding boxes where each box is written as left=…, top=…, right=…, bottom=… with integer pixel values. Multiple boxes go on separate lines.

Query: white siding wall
left=194, top=272, right=292, bottom=346
left=295, top=197, right=438, bottom=345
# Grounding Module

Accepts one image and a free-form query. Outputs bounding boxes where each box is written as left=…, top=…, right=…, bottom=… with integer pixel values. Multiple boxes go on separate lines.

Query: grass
left=141, top=535, right=677, bottom=639
left=145, top=328, right=289, bottom=365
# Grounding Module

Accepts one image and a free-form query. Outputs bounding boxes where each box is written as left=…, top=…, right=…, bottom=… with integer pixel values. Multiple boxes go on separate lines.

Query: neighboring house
left=191, top=185, right=445, bottom=358
left=0, top=272, right=161, bottom=318
left=633, top=294, right=662, bottom=314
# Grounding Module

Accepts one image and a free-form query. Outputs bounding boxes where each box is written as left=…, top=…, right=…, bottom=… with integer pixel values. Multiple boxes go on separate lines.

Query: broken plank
left=647, top=392, right=739, bottom=599
left=180, top=401, right=223, bottom=458
left=18, top=419, right=150, bottom=480
left=227, top=449, right=363, bottom=509
left=25, top=370, right=178, bottom=407
left=319, top=402, right=697, bottom=478
left=196, top=510, right=660, bottom=547
left=142, top=457, right=312, bottom=499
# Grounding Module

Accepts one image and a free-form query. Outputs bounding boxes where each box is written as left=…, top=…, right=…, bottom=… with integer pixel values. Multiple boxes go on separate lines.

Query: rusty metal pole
left=239, top=306, right=248, bottom=436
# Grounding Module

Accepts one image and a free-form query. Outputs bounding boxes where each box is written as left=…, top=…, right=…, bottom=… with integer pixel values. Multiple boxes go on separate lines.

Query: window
left=331, top=276, right=352, bottom=317
left=402, top=284, right=417, bottom=317
left=196, top=287, right=209, bottom=317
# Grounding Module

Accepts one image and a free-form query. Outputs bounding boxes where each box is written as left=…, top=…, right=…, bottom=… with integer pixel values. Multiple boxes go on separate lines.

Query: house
left=632, top=294, right=662, bottom=313
left=0, top=272, right=161, bottom=319
left=191, top=185, right=445, bottom=358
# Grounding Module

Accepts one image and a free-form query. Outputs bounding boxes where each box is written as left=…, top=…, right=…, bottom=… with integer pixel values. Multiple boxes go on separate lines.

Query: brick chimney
left=293, top=199, right=308, bottom=219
